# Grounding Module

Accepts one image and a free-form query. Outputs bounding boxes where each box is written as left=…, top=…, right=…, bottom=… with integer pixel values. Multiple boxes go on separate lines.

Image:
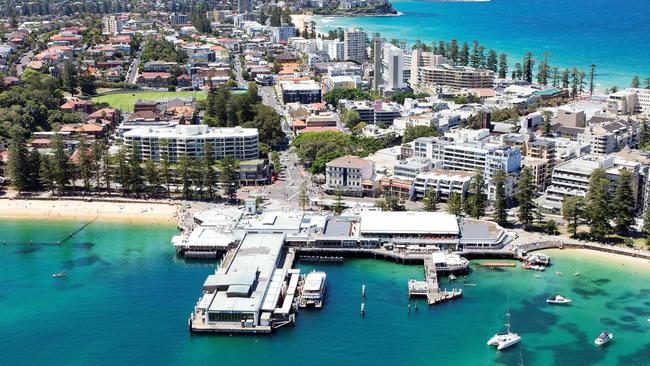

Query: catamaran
left=487, top=298, right=521, bottom=350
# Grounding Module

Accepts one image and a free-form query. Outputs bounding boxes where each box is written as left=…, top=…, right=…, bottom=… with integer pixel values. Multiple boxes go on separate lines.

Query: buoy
left=361, top=302, right=365, bottom=316
left=362, top=284, right=366, bottom=298
left=408, top=303, right=411, bottom=314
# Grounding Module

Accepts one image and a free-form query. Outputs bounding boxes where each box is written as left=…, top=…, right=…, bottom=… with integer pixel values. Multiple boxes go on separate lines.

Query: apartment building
left=343, top=28, right=367, bottom=63
left=280, top=80, right=322, bottom=104
left=272, top=23, right=296, bottom=43
left=123, top=125, right=259, bottom=163
left=381, top=43, right=406, bottom=91
left=417, top=64, right=495, bottom=89
left=413, top=129, right=521, bottom=199
left=608, top=88, right=650, bottom=117
left=412, top=169, right=474, bottom=201
left=540, top=154, right=641, bottom=211
left=325, top=155, right=375, bottom=197
left=339, top=99, right=402, bottom=126
left=577, top=119, right=640, bottom=154
left=102, top=15, right=123, bottom=35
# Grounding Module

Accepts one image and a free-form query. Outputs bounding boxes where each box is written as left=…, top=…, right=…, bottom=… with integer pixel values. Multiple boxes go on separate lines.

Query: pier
left=298, top=255, right=344, bottom=264
left=408, top=256, right=463, bottom=305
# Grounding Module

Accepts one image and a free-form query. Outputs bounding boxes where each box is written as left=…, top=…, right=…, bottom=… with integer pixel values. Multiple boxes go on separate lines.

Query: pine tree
left=115, top=145, right=130, bottom=196
left=39, top=154, right=55, bottom=194
left=561, top=68, right=570, bottom=89
left=159, top=139, right=171, bottom=197
left=588, top=64, right=597, bottom=97
left=522, top=52, right=534, bottom=83
left=299, top=183, right=308, bottom=211
left=333, top=187, right=344, bottom=215
left=516, top=167, right=536, bottom=228
left=631, top=76, right=640, bottom=88
left=586, top=168, right=611, bottom=241
left=486, top=49, right=498, bottom=72
left=492, top=169, right=508, bottom=226
left=612, top=168, right=635, bottom=234
left=562, top=196, right=585, bottom=237
left=422, top=188, right=438, bottom=212
left=7, top=128, right=29, bottom=193
left=643, top=207, right=650, bottom=246
left=61, top=59, right=78, bottom=95
left=551, top=67, right=560, bottom=87
left=498, top=53, right=508, bottom=79
left=467, top=171, right=486, bottom=219
left=447, top=192, right=463, bottom=216
left=460, top=42, right=469, bottom=66
left=449, top=39, right=459, bottom=64
left=220, top=155, right=239, bottom=202
left=178, top=152, right=192, bottom=200
left=202, top=143, right=217, bottom=201
left=541, top=110, right=553, bottom=137
left=640, top=118, right=650, bottom=150
left=144, top=158, right=159, bottom=197
left=128, top=144, right=144, bottom=198
left=51, top=134, right=70, bottom=194
left=78, top=137, right=93, bottom=194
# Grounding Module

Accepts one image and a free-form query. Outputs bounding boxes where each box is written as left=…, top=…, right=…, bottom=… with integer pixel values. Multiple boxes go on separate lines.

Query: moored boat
left=594, top=330, right=613, bottom=346
left=299, top=271, right=327, bottom=308
left=546, top=294, right=572, bottom=304
left=52, top=271, right=66, bottom=278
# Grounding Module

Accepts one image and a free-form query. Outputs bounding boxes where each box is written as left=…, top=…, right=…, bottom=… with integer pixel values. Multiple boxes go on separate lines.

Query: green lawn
left=91, top=91, right=208, bottom=112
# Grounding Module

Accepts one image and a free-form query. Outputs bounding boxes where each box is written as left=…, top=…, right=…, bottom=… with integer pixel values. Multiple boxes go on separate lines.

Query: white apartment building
left=417, top=64, right=495, bottom=89
left=325, top=155, right=375, bottom=197
left=381, top=43, right=405, bottom=91
left=272, top=23, right=296, bottom=43
left=540, top=154, right=641, bottom=211
left=344, top=28, right=368, bottom=63
left=413, top=129, right=521, bottom=199
left=608, top=88, right=650, bottom=117
left=327, top=40, right=345, bottom=61
left=577, top=119, right=639, bottom=154
left=406, top=50, right=450, bottom=86
left=123, top=125, right=259, bottom=163
left=412, top=169, right=474, bottom=201
left=102, top=15, right=122, bottom=35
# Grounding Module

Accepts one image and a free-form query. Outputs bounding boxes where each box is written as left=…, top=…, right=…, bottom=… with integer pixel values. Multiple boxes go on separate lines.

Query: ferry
left=299, top=271, right=327, bottom=308
left=431, top=252, right=470, bottom=273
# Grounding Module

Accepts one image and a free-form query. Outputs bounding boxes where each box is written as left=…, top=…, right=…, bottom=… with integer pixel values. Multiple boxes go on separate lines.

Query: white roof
left=359, top=211, right=459, bottom=235
left=303, top=271, right=326, bottom=292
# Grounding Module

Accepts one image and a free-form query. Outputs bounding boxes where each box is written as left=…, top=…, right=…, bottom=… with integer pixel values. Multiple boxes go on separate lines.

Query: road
left=233, top=55, right=247, bottom=89
left=16, top=50, right=33, bottom=76
left=126, top=57, right=139, bottom=84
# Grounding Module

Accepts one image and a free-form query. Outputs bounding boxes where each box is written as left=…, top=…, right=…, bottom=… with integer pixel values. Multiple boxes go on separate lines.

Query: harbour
left=2, top=219, right=650, bottom=365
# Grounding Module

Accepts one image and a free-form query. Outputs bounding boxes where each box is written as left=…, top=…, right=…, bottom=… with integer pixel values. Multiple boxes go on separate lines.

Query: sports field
left=91, top=91, right=208, bottom=112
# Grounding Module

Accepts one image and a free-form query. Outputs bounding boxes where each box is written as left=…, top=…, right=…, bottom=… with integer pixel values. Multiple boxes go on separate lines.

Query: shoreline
left=0, top=198, right=179, bottom=224
left=542, top=248, right=650, bottom=272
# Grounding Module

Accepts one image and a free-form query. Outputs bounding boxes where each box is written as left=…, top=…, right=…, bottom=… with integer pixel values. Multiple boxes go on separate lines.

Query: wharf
left=409, top=256, right=462, bottom=305
left=299, top=255, right=344, bottom=264
left=189, top=310, right=273, bottom=334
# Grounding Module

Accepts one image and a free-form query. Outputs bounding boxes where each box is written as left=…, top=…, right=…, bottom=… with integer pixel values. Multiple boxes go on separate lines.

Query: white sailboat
left=487, top=297, right=522, bottom=350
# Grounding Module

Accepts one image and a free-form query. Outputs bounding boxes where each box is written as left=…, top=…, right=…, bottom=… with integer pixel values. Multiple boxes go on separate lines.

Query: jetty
left=408, top=256, right=463, bottom=305
left=299, top=255, right=343, bottom=264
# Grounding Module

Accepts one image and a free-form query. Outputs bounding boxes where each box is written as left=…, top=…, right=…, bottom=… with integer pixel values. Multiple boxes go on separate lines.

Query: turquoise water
left=1, top=219, right=650, bottom=365
left=315, top=0, right=650, bottom=88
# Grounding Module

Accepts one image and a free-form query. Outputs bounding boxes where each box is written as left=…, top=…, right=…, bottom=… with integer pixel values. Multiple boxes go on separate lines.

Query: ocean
left=1, top=219, right=649, bottom=365
left=313, top=0, right=650, bottom=88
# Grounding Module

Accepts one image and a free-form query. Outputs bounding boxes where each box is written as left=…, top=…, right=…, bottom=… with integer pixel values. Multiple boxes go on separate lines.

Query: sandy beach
left=0, top=198, right=179, bottom=223
left=291, top=14, right=313, bottom=33
left=542, top=248, right=650, bottom=273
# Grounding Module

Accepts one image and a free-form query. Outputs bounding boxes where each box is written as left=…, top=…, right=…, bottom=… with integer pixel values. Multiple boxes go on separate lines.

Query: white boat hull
left=594, top=333, right=613, bottom=346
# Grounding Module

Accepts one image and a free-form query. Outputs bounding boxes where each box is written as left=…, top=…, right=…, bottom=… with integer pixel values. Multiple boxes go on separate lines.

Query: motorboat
left=449, top=274, right=457, bottom=281
left=52, top=271, right=67, bottom=278
left=522, top=262, right=545, bottom=271
left=524, top=253, right=551, bottom=266
left=546, top=294, right=572, bottom=305
left=488, top=298, right=521, bottom=351
left=594, top=331, right=613, bottom=346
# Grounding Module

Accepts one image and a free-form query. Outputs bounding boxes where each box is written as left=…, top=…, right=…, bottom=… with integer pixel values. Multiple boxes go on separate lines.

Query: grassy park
left=91, top=91, right=209, bottom=112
